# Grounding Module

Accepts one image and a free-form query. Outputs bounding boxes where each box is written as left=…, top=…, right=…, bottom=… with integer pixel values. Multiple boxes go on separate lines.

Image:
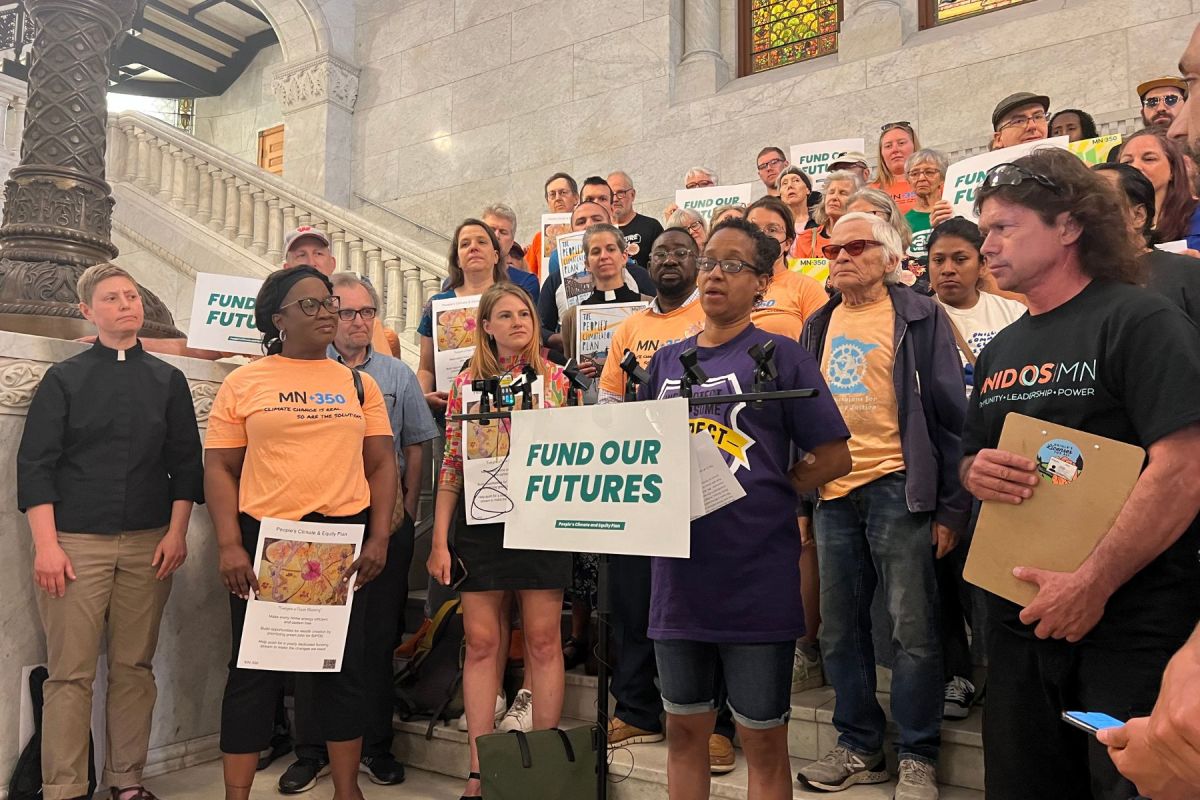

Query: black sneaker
left=360, top=754, right=406, bottom=785
left=943, top=676, right=976, bottom=720
left=256, top=735, right=292, bottom=771
left=278, top=757, right=330, bottom=794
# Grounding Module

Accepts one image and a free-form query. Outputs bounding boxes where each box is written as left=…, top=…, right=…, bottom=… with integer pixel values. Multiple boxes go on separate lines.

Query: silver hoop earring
left=279, top=329, right=288, bottom=342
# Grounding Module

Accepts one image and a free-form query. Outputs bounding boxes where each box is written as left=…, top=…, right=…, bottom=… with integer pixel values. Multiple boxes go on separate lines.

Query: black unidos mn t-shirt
left=963, top=279, right=1200, bottom=646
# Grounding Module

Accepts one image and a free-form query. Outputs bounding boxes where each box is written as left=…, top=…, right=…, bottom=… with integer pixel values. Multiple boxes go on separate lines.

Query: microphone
left=678, top=347, right=708, bottom=399
left=517, top=364, right=538, bottom=408
left=470, top=376, right=501, bottom=424
left=748, top=340, right=778, bottom=408
left=619, top=350, right=649, bottom=402
left=563, top=359, right=592, bottom=406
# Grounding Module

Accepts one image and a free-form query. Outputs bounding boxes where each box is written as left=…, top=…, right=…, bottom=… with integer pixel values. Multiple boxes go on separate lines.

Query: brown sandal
left=111, top=787, right=159, bottom=800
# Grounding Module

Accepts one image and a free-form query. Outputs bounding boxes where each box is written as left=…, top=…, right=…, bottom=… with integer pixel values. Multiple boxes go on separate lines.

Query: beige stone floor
left=143, top=758, right=464, bottom=800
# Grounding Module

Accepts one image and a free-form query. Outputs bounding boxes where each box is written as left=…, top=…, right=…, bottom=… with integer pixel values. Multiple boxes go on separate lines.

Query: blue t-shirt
left=1186, top=204, right=1200, bottom=251
left=417, top=289, right=457, bottom=339
left=640, top=324, right=849, bottom=643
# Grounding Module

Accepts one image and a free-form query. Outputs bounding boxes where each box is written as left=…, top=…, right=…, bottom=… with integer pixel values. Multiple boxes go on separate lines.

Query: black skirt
left=452, top=497, right=571, bottom=592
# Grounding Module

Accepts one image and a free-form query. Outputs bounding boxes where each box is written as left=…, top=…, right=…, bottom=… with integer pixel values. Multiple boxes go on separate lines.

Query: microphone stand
left=453, top=345, right=817, bottom=800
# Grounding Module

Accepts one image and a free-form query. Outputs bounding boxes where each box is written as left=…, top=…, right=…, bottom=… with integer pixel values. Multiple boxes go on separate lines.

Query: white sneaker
left=456, top=691, right=506, bottom=732
left=791, top=642, right=824, bottom=693
left=497, top=689, right=533, bottom=732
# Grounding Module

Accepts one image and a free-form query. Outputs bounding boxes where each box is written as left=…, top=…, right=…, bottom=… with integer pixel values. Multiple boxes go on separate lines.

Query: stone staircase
left=392, top=668, right=985, bottom=799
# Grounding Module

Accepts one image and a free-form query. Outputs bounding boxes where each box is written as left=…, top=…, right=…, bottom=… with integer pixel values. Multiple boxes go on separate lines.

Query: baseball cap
left=992, top=92, right=1050, bottom=130
left=1137, top=77, right=1187, bottom=100
left=283, top=225, right=331, bottom=254
left=830, top=150, right=869, bottom=170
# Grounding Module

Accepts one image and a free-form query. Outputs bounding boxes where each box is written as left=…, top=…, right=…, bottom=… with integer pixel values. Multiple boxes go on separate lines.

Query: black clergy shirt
left=17, top=340, right=205, bottom=533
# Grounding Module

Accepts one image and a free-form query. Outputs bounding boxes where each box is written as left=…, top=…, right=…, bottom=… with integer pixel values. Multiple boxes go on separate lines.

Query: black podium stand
left=453, top=347, right=816, bottom=800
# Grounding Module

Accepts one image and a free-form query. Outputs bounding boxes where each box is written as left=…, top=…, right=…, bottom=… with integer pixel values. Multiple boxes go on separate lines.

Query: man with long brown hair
left=960, top=147, right=1200, bottom=800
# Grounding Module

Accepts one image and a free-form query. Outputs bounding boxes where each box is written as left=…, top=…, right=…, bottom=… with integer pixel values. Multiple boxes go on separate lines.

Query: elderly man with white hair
left=662, top=166, right=721, bottom=221
left=798, top=212, right=970, bottom=800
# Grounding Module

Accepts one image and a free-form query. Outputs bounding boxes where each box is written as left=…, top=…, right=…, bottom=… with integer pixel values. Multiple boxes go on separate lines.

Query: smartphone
left=1062, top=711, right=1124, bottom=735
left=449, top=551, right=469, bottom=591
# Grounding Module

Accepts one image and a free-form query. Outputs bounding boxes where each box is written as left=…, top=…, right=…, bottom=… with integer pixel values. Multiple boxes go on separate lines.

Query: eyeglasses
left=757, top=224, right=788, bottom=238
left=906, top=168, right=942, bottom=179
left=998, top=112, right=1049, bottom=132
left=1143, top=94, right=1183, bottom=109
left=821, top=239, right=883, bottom=260
left=757, top=157, right=786, bottom=172
left=337, top=306, right=378, bottom=322
left=649, top=248, right=696, bottom=263
left=687, top=221, right=705, bottom=234
left=696, top=257, right=755, bottom=274
left=982, top=163, right=1062, bottom=194
left=881, top=121, right=913, bottom=133
left=280, top=296, right=340, bottom=316
left=613, top=188, right=635, bottom=199
left=546, top=188, right=576, bottom=200
left=685, top=179, right=715, bottom=189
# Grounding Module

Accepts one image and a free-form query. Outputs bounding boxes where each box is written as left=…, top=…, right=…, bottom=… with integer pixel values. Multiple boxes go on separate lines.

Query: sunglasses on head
left=881, top=121, right=913, bottom=133
left=1143, top=94, right=1183, bottom=109
left=982, top=163, right=1062, bottom=194
left=821, top=239, right=883, bottom=260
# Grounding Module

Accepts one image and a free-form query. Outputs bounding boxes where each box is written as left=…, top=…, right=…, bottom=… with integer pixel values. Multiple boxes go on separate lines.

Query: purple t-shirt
left=640, top=324, right=849, bottom=643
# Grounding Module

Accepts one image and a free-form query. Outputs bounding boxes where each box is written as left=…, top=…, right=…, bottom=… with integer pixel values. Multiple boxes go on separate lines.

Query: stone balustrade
left=105, top=111, right=448, bottom=347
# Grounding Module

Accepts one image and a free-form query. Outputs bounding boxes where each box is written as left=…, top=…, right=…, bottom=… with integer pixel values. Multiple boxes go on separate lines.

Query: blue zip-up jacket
left=801, top=285, right=971, bottom=531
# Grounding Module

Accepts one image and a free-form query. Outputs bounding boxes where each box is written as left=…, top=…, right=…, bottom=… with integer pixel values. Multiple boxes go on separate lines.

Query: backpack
left=9, top=667, right=98, bottom=800
left=393, top=599, right=466, bottom=739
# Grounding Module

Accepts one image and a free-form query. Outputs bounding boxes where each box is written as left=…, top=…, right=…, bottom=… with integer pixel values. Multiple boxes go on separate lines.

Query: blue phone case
left=1063, top=711, right=1124, bottom=733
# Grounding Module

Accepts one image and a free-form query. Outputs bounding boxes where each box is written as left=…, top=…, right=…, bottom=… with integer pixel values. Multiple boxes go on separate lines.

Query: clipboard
left=963, top=413, right=1145, bottom=606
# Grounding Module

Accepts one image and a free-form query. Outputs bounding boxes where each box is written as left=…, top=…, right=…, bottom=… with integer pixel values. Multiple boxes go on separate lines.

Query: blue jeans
left=654, top=639, right=793, bottom=730
left=815, top=472, right=942, bottom=763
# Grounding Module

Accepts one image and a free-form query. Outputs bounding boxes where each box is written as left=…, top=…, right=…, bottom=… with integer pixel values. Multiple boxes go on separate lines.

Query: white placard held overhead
left=941, top=137, right=1070, bottom=221
left=237, top=517, right=365, bottom=672
left=674, top=183, right=754, bottom=223
left=575, top=302, right=647, bottom=362
left=187, top=272, right=265, bottom=355
left=431, top=294, right=482, bottom=392
left=557, top=231, right=592, bottom=308
left=505, top=399, right=691, bottom=558
left=789, top=138, right=866, bottom=190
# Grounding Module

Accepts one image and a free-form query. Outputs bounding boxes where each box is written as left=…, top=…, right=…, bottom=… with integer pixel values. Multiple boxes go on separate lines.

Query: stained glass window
left=926, top=0, right=1033, bottom=26
left=745, top=0, right=841, bottom=75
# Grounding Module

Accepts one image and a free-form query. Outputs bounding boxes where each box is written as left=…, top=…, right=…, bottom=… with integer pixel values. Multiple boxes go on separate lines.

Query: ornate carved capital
left=0, top=358, right=49, bottom=413
left=0, top=355, right=224, bottom=422
left=271, top=54, right=360, bottom=115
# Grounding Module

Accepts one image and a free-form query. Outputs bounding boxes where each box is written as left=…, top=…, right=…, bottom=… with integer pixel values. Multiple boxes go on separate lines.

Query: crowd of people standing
left=16, top=26, right=1200, bottom=800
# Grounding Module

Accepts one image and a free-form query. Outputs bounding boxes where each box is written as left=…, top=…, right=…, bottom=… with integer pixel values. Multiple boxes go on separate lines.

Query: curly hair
left=974, top=148, right=1143, bottom=284
left=255, top=265, right=333, bottom=355
left=710, top=215, right=780, bottom=276
left=1119, top=129, right=1197, bottom=243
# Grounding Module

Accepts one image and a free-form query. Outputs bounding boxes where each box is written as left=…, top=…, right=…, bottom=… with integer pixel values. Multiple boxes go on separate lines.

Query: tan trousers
left=35, top=528, right=172, bottom=800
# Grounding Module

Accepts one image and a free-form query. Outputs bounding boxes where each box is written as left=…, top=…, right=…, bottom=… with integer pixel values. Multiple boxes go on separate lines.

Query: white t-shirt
left=938, top=291, right=1027, bottom=364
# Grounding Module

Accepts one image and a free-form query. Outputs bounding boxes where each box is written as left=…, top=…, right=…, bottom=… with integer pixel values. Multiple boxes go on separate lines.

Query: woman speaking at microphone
left=426, top=283, right=575, bottom=800
left=639, top=216, right=851, bottom=799
left=204, top=266, right=396, bottom=800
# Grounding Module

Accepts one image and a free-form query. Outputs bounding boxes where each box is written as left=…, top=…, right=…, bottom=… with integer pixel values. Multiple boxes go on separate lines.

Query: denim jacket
left=801, top=285, right=971, bottom=531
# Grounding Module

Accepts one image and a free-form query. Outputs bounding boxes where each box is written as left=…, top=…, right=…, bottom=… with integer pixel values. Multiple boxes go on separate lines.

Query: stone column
left=673, top=0, right=730, bottom=102
left=182, top=156, right=199, bottom=216
left=251, top=190, right=269, bottom=255
left=236, top=182, right=253, bottom=248
left=838, top=0, right=910, bottom=62
left=0, top=0, right=179, bottom=338
left=402, top=262, right=422, bottom=341
left=266, top=199, right=284, bottom=264
left=385, top=257, right=403, bottom=333
left=195, top=166, right=213, bottom=225
left=208, top=169, right=227, bottom=233
left=271, top=55, right=360, bottom=206
left=222, top=176, right=240, bottom=240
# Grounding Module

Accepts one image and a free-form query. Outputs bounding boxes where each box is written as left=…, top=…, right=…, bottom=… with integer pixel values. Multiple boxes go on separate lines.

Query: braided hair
left=254, top=265, right=333, bottom=355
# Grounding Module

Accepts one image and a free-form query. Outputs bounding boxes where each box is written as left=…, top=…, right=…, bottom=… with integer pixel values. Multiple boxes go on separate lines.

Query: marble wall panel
left=454, top=0, right=542, bottom=30
left=357, top=86, right=454, bottom=159
left=400, top=16, right=512, bottom=98
left=355, top=0, right=453, bottom=63
left=450, top=47, right=574, bottom=134
left=510, top=0, right=646, bottom=60
left=1126, top=14, right=1200, bottom=100
left=509, top=88, right=643, bottom=173
left=393, top=120, right=510, bottom=196
left=572, top=16, right=669, bottom=99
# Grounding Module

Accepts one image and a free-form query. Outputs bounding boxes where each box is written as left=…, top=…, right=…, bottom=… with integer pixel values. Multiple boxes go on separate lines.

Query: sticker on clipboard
left=1036, top=439, right=1084, bottom=485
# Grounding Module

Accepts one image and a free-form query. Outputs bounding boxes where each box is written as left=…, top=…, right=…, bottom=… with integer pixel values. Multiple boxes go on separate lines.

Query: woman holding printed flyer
left=417, top=219, right=509, bottom=415
left=559, top=223, right=652, bottom=388
left=204, top=265, right=397, bottom=800
left=426, top=283, right=575, bottom=800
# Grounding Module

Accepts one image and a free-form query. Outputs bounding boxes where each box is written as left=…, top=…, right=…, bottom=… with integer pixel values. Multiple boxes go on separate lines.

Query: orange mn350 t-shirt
left=206, top=355, right=393, bottom=520
left=599, top=296, right=706, bottom=397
